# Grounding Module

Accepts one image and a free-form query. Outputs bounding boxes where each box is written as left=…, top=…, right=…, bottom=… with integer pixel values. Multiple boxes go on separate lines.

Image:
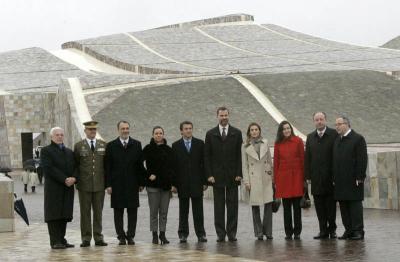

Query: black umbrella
left=23, top=159, right=40, bottom=169
left=0, top=167, right=12, bottom=178
left=14, top=194, right=29, bottom=226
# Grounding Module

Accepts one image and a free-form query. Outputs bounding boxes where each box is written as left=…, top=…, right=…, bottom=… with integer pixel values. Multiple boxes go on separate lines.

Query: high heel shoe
left=152, top=231, right=159, bottom=244
left=159, top=231, right=169, bottom=245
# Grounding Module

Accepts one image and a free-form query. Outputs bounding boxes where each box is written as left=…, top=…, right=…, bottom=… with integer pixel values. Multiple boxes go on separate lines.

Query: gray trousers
left=147, top=187, right=171, bottom=232
left=252, top=202, right=273, bottom=237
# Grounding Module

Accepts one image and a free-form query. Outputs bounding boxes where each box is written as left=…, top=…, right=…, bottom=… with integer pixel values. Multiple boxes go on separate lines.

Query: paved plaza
left=1, top=172, right=400, bottom=261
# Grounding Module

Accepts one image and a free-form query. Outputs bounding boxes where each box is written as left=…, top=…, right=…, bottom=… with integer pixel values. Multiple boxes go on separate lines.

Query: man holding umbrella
left=41, top=127, right=76, bottom=249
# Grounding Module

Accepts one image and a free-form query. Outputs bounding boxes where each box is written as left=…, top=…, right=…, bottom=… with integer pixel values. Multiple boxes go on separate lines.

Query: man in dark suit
left=305, top=112, right=338, bottom=239
left=204, top=106, right=243, bottom=242
left=333, top=115, right=368, bottom=240
left=41, top=127, right=76, bottom=249
left=105, top=120, right=145, bottom=245
left=172, top=121, right=207, bottom=243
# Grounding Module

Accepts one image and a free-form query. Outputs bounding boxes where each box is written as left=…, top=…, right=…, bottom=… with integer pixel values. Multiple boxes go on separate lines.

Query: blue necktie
left=185, top=141, right=191, bottom=152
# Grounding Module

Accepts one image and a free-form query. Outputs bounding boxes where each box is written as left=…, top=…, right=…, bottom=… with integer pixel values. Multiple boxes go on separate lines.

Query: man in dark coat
left=305, top=112, right=338, bottom=239
left=41, top=127, right=76, bottom=249
left=172, top=121, right=207, bottom=243
left=105, top=120, right=145, bottom=245
left=333, top=115, right=368, bottom=240
left=204, top=107, right=243, bottom=242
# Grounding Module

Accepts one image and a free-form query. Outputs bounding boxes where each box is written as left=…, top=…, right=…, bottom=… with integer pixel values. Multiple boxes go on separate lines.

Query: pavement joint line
left=231, top=74, right=307, bottom=140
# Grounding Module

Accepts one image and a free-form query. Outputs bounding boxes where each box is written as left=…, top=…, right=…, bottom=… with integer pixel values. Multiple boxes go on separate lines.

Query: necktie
left=318, top=132, right=323, bottom=138
left=123, top=141, right=127, bottom=149
left=222, top=127, right=227, bottom=141
left=90, top=140, right=95, bottom=152
left=185, top=141, right=191, bottom=152
left=58, top=144, right=64, bottom=151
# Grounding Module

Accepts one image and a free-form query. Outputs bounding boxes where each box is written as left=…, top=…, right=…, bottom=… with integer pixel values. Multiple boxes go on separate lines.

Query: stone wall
left=1, top=93, right=55, bottom=168
left=0, top=175, right=14, bottom=232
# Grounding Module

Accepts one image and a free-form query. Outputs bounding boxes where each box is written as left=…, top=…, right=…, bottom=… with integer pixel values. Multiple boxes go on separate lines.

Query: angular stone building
left=1, top=14, right=400, bottom=209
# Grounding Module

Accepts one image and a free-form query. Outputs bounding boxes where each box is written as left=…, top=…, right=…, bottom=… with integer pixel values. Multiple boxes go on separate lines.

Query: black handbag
left=272, top=185, right=281, bottom=213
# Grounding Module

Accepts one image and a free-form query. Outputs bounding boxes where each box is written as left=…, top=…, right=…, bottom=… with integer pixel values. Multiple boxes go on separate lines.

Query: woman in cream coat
left=242, top=122, right=274, bottom=240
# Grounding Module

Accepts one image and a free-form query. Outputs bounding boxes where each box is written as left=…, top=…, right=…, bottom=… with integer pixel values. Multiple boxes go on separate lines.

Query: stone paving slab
left=4, top=173, right=400, bottom=261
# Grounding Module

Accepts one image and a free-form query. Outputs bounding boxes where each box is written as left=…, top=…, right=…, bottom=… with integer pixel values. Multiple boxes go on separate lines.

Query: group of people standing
left=40, top=106, right=367, bottom=250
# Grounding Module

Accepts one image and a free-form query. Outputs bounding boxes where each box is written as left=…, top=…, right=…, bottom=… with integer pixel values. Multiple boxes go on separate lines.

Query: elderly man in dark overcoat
left=333, top=115, right=368, bottom=240
left=41, top=127, right=76, bottom=249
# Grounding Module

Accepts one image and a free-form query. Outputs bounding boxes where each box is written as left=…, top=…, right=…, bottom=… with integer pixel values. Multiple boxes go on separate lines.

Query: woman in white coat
left=242, top=122, right=274, bottom=240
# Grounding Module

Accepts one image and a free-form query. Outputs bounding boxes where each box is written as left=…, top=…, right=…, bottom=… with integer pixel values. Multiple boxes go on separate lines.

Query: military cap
left=83, top=120, right=98, bottom=129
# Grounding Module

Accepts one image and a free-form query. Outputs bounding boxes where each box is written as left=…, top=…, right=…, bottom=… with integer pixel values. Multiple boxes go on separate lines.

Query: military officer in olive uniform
left=74, top=121, right=108, bottom=247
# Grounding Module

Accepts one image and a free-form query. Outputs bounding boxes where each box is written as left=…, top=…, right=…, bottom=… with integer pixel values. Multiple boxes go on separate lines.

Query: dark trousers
left=314, top=194, right=337, bottom=234
left=213, top=186, right=238, bottom=239
left=113, top=208, right=137, bottom=239
left=78, top=190, right=105, bottom=242
left=252, top=203, right=273, bottom=238
left=282, top=197, right=302, bottom=237
left=178, top=196, right=206, bottom=238
left=339, top=200, right=364, bottom=235
left=47, top=219, right=67, bottom=246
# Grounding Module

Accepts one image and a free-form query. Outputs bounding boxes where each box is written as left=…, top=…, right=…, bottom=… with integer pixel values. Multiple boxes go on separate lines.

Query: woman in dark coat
left=143, top=126, right=176, bottom=245
left=273, top=121, right=305, bottom=240
left=41, top=127, right=76, bottom=249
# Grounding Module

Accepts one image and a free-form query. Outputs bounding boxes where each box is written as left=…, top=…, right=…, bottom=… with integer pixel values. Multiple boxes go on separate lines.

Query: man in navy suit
left=172, top=121, right=207, bottom=243
left=204, top=107, right=243, bottom=242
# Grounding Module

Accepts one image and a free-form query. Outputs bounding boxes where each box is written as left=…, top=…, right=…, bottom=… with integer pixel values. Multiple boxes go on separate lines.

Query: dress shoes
left=338, top=232, right=351, bottom=240
left=127, top=237, right=135, bottom=245
left=198, top=236, right=207, bottom=242
left=350, top=233, right=364, bottom=240
left=95, top=240, right=108, bottom=246
left=313, top=233, right=329, bottom=239
left=329, top=232, right=337, bottom=239
left=216, top=237, right=225, bottom=242
left=294, top=235, right=301, bottom=240
left=80, top=241, right=90, bottom=247
left=179, top=236, right=187, bottom=243
left=228, top=237, right=237, bottom=242
left=51, top=243, right=66, bottom=249
left=118, top=238, right=127, bottom=245
left=285, top=235, right=292, bottom=240
left=64, top=242, right=75, bottom=248
left=266, top=236, right=273, bottom=240
left=257, top=236, right=263, bottom=241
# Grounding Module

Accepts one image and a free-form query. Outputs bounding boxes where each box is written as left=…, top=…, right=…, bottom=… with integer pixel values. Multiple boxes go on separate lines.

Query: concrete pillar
left=0, top=174, right=14, bottom=232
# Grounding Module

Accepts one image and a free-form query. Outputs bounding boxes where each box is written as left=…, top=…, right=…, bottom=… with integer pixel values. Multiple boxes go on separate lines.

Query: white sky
left=1, top=0, right=400, bottom=52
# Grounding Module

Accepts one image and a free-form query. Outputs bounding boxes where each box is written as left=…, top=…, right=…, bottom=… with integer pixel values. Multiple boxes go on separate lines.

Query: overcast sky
left=1, top=0, right=400, bottom=52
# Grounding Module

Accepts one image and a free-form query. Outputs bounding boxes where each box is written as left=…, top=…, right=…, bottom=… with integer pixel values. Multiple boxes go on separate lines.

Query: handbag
left=272, top=185, right=281, bottom=213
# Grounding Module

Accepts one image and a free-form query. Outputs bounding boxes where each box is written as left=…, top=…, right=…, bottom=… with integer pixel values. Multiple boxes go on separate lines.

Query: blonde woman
left=242, top=123, right=274, bottom=240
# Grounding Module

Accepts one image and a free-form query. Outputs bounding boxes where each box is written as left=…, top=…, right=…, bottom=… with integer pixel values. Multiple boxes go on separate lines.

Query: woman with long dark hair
left=242, top=122, right=274, bottom=240
left=143, top=126, right=176, bottom=245
left=273, top=121, right=305, bottom=240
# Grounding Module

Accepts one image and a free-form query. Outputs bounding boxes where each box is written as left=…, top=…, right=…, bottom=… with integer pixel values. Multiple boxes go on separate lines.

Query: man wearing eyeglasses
left=74, top=121, right=108, bottom=247
left=333, top=115, right=368, bottom=240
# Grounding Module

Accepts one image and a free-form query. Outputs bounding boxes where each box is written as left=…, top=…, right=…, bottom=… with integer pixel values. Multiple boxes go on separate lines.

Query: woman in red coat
left=273, top=120, right=305, bottom=240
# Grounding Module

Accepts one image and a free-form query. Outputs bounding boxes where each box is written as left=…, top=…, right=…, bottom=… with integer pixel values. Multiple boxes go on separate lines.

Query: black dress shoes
left=179, top=236, right=187, bottom=243
left=95, top=240, right=108, bottom=246
left=350, top=233, right=364, bottom=240
left=338, top=232, right=351, bottom=240
left=228, top=237, right=237, bottom=242
left=127, top=237, right=135, bottom=245
left=216, top=237, right=225, bottom=242
left=313, top=233, right=329, bottom=239
left=118, top=238, right=127, bottom=245
left=294, top=235, right=301, bottom=240
left=285, top=235, right=292, bottom=240
left=266, top=236, right=273, bottom=240
left=329, top=232, right=337, bottom=239
left=64, top=242, right=75, bottom=248
left=198, top=236, right=207, bottom=242
left=257, top=236, right=264, bottom=241
left=80, top=241, right=90, bottom=247
left=51, top=243, right=66, bottom=249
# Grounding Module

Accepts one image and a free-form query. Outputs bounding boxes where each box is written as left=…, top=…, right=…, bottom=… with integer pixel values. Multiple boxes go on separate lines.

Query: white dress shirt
left=86, top=138, right=96, bottom=148
left=219, top=124, right=229, bottom=136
